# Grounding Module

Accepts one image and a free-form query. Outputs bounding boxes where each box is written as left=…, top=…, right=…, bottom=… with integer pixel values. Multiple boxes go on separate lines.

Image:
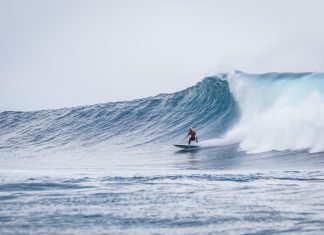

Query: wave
left=209, top=71, right=324, bottom=153
left=0, top=76, right=237, bottom=153
left=1, top=71, right=323, bottom=154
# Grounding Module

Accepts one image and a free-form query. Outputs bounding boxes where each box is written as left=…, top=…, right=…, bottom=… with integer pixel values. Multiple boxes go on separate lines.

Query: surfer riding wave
left=184, top=128, right=198, bottom=145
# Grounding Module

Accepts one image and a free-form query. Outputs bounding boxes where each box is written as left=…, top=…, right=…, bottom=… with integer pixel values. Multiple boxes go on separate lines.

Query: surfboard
left=173, top=144, right=199, bottom=150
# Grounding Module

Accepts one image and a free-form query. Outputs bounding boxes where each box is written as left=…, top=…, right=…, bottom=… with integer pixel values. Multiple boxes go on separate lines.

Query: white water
left=205, top=72, right=324, bottom=153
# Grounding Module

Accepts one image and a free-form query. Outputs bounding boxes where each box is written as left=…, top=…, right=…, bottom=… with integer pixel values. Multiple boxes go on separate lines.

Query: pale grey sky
left=1, top=0, right=324, bottom=111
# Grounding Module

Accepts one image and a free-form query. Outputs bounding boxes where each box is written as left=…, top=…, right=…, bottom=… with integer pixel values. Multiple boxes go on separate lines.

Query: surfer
left=184, top=127, right=198, bottom=145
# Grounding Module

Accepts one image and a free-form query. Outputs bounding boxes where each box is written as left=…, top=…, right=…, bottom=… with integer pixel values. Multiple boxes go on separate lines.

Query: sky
left=1, top=0, right=324, bottom=111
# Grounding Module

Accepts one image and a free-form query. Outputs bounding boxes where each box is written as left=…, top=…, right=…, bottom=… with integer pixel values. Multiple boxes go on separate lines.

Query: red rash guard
left=189, top=129, right=196, bottom=138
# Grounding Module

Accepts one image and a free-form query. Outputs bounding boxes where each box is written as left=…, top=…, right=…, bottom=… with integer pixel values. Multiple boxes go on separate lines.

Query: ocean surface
left=1, top=71, right=324, bottom=234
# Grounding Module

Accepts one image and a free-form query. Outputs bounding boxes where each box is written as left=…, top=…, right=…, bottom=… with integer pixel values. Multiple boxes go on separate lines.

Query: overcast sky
left=1, top=0, right=324, bottom=111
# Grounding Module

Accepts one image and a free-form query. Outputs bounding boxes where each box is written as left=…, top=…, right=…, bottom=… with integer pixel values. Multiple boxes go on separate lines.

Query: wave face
left=0, top=76, right=237, bottom=153
left=1, top=71, right=324, bottom=154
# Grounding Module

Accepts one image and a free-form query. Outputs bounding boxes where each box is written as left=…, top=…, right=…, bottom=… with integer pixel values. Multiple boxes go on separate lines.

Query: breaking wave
left=1, top=71, right=324, bottom=154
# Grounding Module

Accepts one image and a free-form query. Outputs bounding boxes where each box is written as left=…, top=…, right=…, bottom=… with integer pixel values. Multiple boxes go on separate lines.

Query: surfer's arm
left=183, top=133, right=189, bottom=140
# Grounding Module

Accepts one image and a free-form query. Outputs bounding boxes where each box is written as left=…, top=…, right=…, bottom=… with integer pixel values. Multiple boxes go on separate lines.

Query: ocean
left=1, top=71, right=324, bottom=234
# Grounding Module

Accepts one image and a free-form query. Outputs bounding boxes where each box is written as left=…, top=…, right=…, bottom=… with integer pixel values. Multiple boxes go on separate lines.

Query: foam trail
left=200, top=137, right=238, bottom=148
